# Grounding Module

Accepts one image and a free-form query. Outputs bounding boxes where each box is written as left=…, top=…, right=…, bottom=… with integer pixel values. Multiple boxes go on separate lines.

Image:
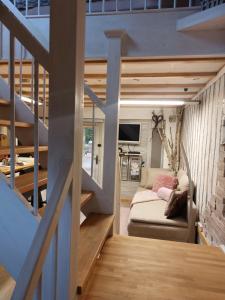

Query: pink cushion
left=152, top=175, right=178, bottom=192
left=157, top=187, right=174, bottom=202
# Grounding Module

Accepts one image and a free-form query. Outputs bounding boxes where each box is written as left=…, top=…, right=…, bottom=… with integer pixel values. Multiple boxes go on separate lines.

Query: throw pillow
left=157, top=187, right=174, bottom=202
left=145, top=168, right=174, bottom=189
left=164, top=190, right=188, bottom=218
left=152, top=174, right=178, bottom=192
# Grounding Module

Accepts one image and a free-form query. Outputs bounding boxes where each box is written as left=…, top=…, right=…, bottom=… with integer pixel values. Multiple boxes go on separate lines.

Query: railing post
left=33, top=59, right=39, bottom=216
left=42, top=69, right=47, bottom=125
left=91, top=103, right=95, bottom=177
left=0, top=22, right=3, bottom=59
left=158, top=0, right=162, bottom=9
left=102, top=30, right=124, bottom=214
left=9, top=32, right=15, bottom=189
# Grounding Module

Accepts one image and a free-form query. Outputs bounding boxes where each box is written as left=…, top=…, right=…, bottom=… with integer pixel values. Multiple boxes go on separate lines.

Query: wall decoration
left=152, top=108, right=184, bottom=174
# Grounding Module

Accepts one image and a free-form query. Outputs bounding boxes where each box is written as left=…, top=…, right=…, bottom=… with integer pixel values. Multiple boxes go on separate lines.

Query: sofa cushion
left=130, top=200, right=188, bottom=228
left=139, top=167, right=148, bottom=187
left=131, top=189, right=160, bottom=206
left=145, top=168, right=174, bottom=189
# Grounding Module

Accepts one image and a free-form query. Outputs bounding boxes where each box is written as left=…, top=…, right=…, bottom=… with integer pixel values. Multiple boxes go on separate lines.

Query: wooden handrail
left=0, top=0, right=49, bottom=71
left=12, top=161, right=73, bottom=300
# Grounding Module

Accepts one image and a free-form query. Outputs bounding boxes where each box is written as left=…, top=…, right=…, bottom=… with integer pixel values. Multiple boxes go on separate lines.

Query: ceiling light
left=120, top=100, right=185, bottom=106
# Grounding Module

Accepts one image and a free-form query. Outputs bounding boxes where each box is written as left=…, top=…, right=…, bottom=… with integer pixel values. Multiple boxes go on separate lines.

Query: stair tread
left=15, top=170, right=48, bottom=194
left=77, top=213, right=114, bottom=294
left=0, top=99, right=10, bottom=106
left=0, top=119, right=32, bottom=128
left=38, top=192, right=94, bottom=217
left=0, top=145, right=48, bottom=157
left=80, top=191, right=94, bottom=207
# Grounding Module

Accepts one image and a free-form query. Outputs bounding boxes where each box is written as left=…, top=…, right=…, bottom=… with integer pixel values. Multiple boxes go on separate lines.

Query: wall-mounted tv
left=119, top=123, right=141, bottom=144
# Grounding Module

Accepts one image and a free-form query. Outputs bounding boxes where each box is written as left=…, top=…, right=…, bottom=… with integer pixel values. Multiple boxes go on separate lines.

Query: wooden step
left=80, top=191, right=94, bottom=207
left=0, top=119, right=32, bottom=128
left=0, top=266, right=15, bottom=300
left=15, top=170, right=48, bottom=194
left=0, top=99, right=10, bottom=106
left=0, top=146, right=48, bottom=158
left=77, top=213, right=114, bottom=295
left=38, top=191, right=94, bottom=217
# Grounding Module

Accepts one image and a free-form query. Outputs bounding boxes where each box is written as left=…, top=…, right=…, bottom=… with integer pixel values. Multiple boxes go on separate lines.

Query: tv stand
left=120, top=153, right=142, bottom=182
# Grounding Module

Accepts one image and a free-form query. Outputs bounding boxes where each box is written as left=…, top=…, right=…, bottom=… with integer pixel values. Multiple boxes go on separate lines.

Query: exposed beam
left=1, top=57, right=225, bottom=66
left=14, top=83, right=205, bottom=89
left=193, top=64, right=225, bottom=100
left=83, top=72, right=216, bottom=79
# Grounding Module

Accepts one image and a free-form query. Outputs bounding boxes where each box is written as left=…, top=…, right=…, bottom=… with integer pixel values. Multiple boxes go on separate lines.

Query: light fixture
left=120, top=99, right=200, bottom=106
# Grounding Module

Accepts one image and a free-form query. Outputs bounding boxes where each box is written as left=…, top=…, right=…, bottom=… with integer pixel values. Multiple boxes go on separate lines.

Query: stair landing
left=80, top=235, right=225, bottom=300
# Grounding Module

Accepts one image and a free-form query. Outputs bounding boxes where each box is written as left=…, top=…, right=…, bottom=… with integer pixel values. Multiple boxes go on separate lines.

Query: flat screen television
left=119, top=123, right=141, bottom=144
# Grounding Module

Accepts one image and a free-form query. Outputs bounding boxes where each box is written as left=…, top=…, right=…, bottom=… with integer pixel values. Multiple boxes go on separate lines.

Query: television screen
left=119, top=124, right=140, bottom=144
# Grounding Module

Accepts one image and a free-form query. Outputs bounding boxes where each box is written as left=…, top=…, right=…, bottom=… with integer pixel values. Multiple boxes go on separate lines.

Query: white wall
left=2, top=8, right=225, bottom=60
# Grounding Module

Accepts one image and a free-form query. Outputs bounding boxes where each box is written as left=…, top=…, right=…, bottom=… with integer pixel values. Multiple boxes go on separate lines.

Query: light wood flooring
left=81, top=235, right=225, bottom=300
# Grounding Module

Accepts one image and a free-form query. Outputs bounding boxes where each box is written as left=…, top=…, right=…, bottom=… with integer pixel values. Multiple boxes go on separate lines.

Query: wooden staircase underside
left=80, top=235, right=225, bottom=300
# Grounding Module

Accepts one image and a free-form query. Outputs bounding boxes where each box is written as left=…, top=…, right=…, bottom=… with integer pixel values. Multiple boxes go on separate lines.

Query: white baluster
left=25, top=0, right=28, bottom=16
left=9, top=33, right=15, bottom=189
left=42, top=69, right=46, bottom=125
left=33, top=59, right=39, bottom=216
left=158, top=0, right=162, bottom=9
left=91, top=103, right=95, bottom=177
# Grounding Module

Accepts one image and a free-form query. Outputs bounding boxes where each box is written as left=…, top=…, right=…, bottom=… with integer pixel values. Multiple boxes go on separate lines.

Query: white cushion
left=130, top=200, right=188, bottom=228
left=177, top=170, right=189, bottom=192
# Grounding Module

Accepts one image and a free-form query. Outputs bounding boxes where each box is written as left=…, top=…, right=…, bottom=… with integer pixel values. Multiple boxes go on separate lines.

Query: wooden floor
left=0, top=267, right=15, bottom=300
left=81, top=235, right=225, bottom=300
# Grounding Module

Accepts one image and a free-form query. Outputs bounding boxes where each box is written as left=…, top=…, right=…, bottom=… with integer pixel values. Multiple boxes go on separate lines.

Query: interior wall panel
left=182, top=74, right=225, bottom=245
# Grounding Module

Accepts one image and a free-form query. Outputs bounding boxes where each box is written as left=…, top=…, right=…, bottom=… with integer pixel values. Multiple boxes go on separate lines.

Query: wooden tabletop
left=81, top=235, right=225, bottom=300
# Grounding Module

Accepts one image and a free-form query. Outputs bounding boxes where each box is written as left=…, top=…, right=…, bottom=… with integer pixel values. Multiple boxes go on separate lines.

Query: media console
left=119, top=152, right=142, bottom=182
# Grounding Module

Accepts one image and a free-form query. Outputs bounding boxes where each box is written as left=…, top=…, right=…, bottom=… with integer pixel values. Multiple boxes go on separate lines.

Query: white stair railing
left=9, top=0, right=201, bottom=17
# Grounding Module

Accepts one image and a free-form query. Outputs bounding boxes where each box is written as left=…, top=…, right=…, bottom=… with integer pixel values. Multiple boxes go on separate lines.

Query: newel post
left=42, top=0, right=86, bottom=299
left=102, top=30, right=125, bottom=220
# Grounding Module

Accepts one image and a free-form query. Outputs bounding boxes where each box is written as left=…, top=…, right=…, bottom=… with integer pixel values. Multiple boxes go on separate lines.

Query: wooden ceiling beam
left=14, top=83, right=204, bottom=89
left=2, top=72, right=216, bottom=80
left=1, top=57, right=225, bottom=66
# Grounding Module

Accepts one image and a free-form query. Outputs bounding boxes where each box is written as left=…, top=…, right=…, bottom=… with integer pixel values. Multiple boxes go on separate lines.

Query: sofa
left=128, top=168, right=197, bottom=243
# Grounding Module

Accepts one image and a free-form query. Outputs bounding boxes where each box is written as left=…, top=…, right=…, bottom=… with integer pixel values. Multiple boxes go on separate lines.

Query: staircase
left=0, top=80, right=114, bottom=297
left=0, top=0, right=116, bottom=299
left=0, top=67, right=114, bottom=298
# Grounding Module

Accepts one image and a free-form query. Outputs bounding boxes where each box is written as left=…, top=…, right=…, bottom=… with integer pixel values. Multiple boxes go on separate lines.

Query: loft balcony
left=11, top=0, right=202, bottom=16
left=8, top=0, right=225, bottom=16
left=1, top=0, right=224, bottom=60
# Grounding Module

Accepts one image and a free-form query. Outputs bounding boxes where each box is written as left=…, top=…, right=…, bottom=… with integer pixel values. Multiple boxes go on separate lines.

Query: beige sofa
left=128, top=168, right=197, bottom=243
